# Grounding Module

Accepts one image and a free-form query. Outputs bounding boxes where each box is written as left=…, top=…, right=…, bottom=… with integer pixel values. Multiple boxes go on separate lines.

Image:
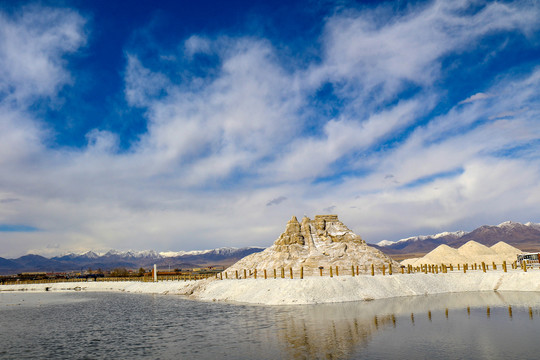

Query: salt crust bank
left=3, top=215, right=540, bottom=305
left=2, top=272, right=540, bottom=305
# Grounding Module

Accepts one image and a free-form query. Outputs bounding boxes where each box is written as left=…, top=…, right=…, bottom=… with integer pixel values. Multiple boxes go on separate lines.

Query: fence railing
left=0, top=261, right=534, bottom=285
left=0, top=273, right=216, bottom=286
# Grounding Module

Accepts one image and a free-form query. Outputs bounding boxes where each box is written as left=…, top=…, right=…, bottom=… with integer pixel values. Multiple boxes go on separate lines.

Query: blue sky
left=1, top=0, right=540, bottom=257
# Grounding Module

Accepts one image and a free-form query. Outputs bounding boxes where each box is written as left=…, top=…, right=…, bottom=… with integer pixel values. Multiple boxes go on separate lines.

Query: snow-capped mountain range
left=0, top=247, right=265, bottom=275
left=372, top=221, right=540, bottom=256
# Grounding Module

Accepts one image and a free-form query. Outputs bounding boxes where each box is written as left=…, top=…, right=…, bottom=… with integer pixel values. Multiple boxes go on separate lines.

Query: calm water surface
left=1, top=291, right=539, bottom=359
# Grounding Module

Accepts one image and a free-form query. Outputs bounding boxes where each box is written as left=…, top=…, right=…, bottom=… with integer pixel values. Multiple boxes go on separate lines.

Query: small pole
left=274, top=269, right=277, bottom=279
left=492, top=262, right=496, bottom=270
left=336, top=266, right=339, bottom=276
left=281, top=267, right=285, bottom=278
left=371, top=264, right=375, bottom=276
left=351, top=265, right=355, bottom=277
left=254, top=269, right=257, bottom=279
left=330, top=266, right=333, bottom=278
left=482, top=262, right=486, bottom=273
left=401, top=266, right=404, bottom=274
left=389, top=264, right=392, bottom=275
left=356, top=265, right=359, bottom=276
left=220, top=272, right=223, bottom=280
left=300, top=267, right=303, bottom=279
left=382, top=265, right=386, bottom=276
left=244, top=269, right=247, bottom=279
left=458, top=264, right=460, bottom=271
left=503, top=261, right=507, bottom=272
left=290, top=268, right=293, bottom=279
left=225, top=272, right=228, bottom=279
left=264, top=269, right=267, bottom=279
left=320, top=267, right=323, bottom=277
left=236, top=270, right=238, bottom=279
left=153, top=264, right=157, bottom=282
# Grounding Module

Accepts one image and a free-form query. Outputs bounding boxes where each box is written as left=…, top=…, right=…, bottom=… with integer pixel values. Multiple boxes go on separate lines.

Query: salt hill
left=401, top=241, right=522, bottom=267
left=226, top=215, right=399, bottom=276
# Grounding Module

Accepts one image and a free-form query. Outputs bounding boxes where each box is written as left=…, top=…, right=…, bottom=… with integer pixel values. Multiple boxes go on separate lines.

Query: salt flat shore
left=2, top=271, right=540, bottom=305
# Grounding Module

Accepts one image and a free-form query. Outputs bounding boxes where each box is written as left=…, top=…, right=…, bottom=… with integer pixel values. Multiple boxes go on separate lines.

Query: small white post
left=153, top=264, right=157, bottom=282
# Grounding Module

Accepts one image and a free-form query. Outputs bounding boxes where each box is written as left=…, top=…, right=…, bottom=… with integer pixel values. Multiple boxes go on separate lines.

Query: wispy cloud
left=266, top=196, right=287, bottom=206
left=459, top=92, right=494, bottom=105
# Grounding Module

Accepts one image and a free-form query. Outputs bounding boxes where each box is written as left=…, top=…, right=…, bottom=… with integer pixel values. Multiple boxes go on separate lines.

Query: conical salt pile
left=490, top=242, right=522, bottom=262
left=416, top=244, right=468, bottom=265
left=401, top=240, right=523, bottom=267
left=226, top=215, right=399, bottom=276
left=458, top=241, right=496, bottom=257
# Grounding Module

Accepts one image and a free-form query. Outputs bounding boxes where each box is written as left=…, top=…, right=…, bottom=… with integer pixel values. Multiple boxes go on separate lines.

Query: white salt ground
left=2, top=270, right=540, bottom=306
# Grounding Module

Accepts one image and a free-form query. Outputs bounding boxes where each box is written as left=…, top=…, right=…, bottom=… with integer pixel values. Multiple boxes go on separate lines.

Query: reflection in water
left=274, top=292, right=540, bottom=359
left=2, top=291, right=540, bottom=359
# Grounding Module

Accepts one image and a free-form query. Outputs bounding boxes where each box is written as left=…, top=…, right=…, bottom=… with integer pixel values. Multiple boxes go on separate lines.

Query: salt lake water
left=1, top=291, right=540, bottom=359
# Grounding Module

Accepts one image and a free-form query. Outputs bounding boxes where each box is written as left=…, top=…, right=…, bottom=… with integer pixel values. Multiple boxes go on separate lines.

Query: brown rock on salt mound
left=226, top=215, right=399, bottom=276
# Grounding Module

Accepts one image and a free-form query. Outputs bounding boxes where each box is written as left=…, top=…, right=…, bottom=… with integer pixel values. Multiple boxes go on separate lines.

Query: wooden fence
left=0, top=260, right=534, bottom=285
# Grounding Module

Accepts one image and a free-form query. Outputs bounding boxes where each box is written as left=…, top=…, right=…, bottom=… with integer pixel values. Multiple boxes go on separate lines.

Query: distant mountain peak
left=373, top=220, right=540, bottom=256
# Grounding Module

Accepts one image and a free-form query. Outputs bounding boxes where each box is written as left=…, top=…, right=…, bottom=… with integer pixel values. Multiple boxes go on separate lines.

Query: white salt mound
left=401, top=240, right=522, bottom=267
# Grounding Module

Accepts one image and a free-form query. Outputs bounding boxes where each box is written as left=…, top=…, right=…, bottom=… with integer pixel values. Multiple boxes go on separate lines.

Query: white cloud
left=0, top=5, right=86, bottom=103
left=1, top=1, right=540, bottom=257
left=459, top=92, right=493, bottom=104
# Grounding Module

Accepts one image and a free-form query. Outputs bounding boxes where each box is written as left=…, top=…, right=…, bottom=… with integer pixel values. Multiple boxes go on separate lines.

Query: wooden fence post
left=382, top=264, right=386, bottom=276
left=482, top=262, right=486, bottom=273
left=330, top=266, right=333, bottom=278
left=301, top=267, right=303, bottom=279
left=244, top=269, right=247, bottom=279
left=371, top=264, right=375, bottom=276
left=274, top=269, right=277, bottom=279
left=351, top=265, right=355, bottom=277
left=356, top=265, right=359, bottom=276
left=401, top=266, right=404, bottom=274
left=336, top=266, right=339, bottom=276
left=492, top=262, right=496, bottom=270
left=264, top=269, right=267, bottom=279
left=254, top=269, right=257, bottom=279
left=320, top=267, right=323, bottom=277
left=235, top=270, right=238, bottom=279
left=503, top=261, right=507, bottom=273
left=281, top=267, right=285, bottom=278
left=389, top=264, right=393, bottom=275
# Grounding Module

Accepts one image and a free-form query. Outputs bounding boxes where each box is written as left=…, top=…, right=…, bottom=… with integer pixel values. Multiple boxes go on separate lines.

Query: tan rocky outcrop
left=226, top=214, right=399, bottom=276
